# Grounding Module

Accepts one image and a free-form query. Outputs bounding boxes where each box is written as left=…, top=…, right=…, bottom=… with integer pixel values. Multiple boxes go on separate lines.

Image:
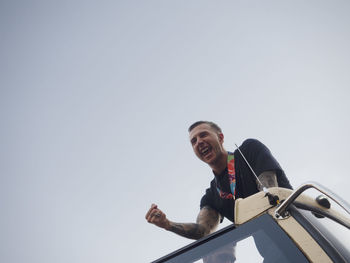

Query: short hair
left=188, top=121, right=222, bottom=133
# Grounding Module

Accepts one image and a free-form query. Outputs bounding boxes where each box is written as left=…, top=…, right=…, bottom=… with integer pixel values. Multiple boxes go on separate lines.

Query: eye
left=191, top=138, right=197, bottom=145
left=199, top=132, right=208, bottom=138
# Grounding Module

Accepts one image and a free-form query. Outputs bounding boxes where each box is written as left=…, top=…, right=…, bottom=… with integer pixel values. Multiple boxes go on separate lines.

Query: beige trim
left=235, top=187, right=350, bottom=227
left=268, top=210, right=332, bottom=262
left=234, top=187, right=350, bottom=262
left=234, top=187, right=293, bottom=225
left=285, top=193, right=350, bottom=227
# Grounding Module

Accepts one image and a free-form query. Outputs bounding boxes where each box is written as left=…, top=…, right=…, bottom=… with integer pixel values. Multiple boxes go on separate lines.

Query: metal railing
left=275, top=181, right=350, bottom=219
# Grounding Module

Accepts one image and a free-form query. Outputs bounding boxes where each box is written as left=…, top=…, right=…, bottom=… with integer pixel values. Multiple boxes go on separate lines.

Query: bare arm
left=167, top=206, right=220, bottom=240
left=257, top=170, right=278, bottom=191
left=146, top=204, right=220, bottom=240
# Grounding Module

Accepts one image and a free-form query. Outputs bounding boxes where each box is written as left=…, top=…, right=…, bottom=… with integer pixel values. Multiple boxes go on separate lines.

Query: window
left=154, top=214, right=308, bottom=263
left=291, top=204, right=350, bottom=262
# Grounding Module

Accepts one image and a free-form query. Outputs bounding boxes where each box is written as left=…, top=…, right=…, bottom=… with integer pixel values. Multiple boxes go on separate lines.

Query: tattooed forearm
left=257, top=171, right=278, bottom=191
left=168, top=222, right=206, bottom=240
left=196, top=206, right=220, bottom=232
left=166, top=206, right=220, bottom=240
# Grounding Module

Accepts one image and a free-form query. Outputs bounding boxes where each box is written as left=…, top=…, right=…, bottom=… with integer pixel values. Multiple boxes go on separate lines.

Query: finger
left=146, top=209, right=155, bottom=221
left=151, top=209, right=162, bottom=219
left=148, top=209, right=159, bottom=220
left=145, top=204, right=158, bottom=219
left=146, top=204, right=157, bottom=218
left=148, top=209, right=162, bottom=223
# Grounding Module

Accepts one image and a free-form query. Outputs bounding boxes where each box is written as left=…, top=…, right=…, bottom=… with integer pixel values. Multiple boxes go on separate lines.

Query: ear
left=218, top=133, right=224, bottom=144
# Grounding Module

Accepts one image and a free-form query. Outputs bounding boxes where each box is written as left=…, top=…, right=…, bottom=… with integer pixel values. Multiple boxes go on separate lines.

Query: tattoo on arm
left=168, top=222, right=205, bottom=240
left=167, top=206, right=220, bottom=240
left=257, top=171, right=278, bottom=191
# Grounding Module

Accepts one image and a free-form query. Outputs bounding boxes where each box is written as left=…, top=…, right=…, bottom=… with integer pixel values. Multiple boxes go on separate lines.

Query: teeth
left=200, top=146, right=210, bottom=155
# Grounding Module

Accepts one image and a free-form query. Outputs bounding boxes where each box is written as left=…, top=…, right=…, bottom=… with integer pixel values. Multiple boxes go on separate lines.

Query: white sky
left=1, top=1, right=350, bottom=262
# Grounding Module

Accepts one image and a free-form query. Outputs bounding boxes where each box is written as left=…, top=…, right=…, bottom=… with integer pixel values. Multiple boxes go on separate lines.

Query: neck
left=211, top=151, right=228, bottom=175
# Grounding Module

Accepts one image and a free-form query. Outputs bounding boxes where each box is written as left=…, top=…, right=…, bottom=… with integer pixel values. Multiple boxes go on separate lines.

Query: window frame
left=152, top=214, right=309, bottom=263
left=289, top=204, right=350, bottom=263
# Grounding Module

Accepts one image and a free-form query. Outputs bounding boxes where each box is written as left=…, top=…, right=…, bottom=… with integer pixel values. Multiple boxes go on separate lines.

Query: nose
left=196, top=137, right=205, bottom=148
left=192, top=137, right=202, bottom=149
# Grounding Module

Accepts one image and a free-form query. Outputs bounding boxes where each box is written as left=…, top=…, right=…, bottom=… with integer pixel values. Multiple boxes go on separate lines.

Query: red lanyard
left=216, top=152, right=236, bottom=200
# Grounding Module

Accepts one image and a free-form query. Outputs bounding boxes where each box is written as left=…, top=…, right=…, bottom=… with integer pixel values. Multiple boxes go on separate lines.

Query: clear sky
left=1, top=1, right=350, bottom=262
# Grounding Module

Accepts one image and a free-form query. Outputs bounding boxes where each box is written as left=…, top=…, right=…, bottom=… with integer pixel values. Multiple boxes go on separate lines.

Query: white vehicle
left=152, top=182, right=350, bottom=263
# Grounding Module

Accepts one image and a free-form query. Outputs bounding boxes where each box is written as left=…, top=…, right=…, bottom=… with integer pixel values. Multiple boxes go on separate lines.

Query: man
left=145, top=121, right=292, bottom=240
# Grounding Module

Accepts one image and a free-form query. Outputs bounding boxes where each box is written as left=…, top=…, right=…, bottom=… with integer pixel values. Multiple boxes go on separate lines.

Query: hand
left=145, top=204, right=170, bottom=230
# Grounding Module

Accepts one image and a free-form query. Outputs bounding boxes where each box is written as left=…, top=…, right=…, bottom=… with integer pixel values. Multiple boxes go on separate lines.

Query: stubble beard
left=207, top=147, right=224, bottom=166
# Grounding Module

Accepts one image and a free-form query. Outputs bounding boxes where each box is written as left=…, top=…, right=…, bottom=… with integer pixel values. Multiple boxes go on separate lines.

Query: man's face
left=189, top=124, right=224, bottom=165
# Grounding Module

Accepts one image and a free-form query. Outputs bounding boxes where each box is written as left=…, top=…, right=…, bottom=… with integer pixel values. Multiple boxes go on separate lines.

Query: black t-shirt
left=200, top=139, right=292, bottom=223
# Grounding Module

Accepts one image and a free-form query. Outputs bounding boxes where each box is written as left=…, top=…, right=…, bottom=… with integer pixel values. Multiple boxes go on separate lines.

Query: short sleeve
left=200, top=187, right=224, bottom=223
left=200, top=188, right=214, bottom=209
left=239, top=139, right=292, bottom=189
left=245, top=139, right=282, bottom=175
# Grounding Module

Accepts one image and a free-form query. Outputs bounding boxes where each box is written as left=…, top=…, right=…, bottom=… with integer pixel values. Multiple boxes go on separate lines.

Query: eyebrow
left=190, top=131, right=208, bottom=143
left=199, top=131, right=208, bottom=136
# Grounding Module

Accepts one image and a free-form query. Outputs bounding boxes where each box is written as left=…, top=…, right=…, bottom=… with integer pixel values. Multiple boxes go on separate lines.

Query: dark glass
left=153, top=214, right=309, bottom=263
left=291, top=204, right=350, bottom=262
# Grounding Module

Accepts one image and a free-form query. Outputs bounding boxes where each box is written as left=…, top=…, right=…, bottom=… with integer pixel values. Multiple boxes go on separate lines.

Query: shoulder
left=241, top=138, right=263, bottom=146
left=239, top=138, right=267, bottom=152
left=234, top=138, right=277, bottom=172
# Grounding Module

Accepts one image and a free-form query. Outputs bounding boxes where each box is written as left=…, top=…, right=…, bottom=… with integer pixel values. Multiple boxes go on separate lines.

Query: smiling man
left=145, top=121, right=292, bottom=240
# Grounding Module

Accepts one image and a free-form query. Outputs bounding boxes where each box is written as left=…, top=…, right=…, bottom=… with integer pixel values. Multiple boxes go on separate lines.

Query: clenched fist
left=145, top=204, right=170, bottom=230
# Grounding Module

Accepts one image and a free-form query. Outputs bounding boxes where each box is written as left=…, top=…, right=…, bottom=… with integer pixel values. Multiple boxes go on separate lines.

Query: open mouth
left=199, top=145, right=212, bottom=158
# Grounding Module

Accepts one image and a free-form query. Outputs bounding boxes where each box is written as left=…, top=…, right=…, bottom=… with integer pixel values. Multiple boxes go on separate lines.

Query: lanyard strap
left=216, top=152, right=236, bottom=200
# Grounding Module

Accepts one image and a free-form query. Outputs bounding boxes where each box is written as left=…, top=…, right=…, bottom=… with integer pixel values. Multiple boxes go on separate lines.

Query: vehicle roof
left=235, top=187, right=350, bottom=228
